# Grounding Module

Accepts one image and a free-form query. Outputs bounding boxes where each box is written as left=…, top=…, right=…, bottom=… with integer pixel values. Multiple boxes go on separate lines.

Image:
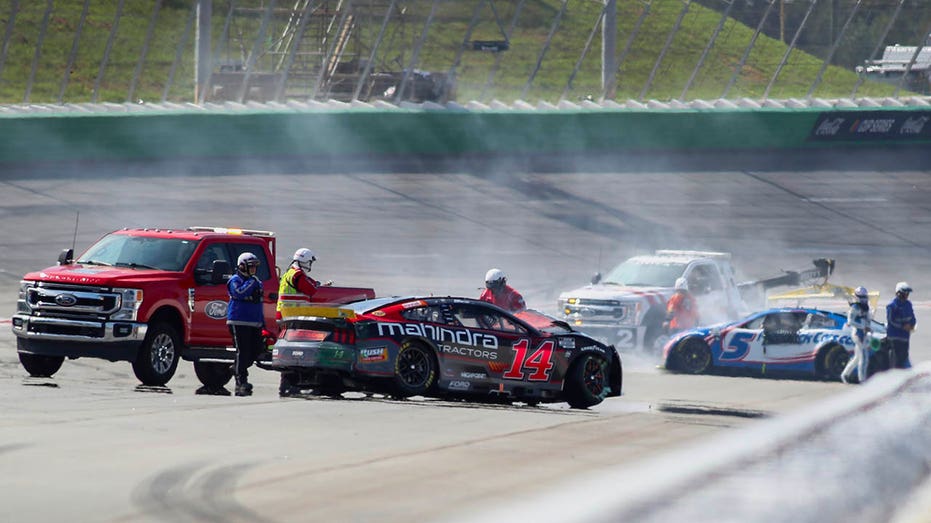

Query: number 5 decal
left=503, top=339, right=555, bottom=381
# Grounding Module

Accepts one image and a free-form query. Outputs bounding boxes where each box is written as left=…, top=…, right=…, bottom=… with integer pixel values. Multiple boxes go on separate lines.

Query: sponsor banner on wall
left=808, top=111, right=931, bottom=141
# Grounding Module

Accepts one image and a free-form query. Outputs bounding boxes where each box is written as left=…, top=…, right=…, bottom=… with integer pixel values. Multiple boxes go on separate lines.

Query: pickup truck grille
left=562, top=299, right=632, bottom=323
left=24, top=284, right=120, bottom=317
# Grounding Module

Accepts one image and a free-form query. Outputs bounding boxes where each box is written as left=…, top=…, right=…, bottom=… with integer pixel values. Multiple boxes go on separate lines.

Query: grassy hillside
left=0, top=0, right=898, bottom=105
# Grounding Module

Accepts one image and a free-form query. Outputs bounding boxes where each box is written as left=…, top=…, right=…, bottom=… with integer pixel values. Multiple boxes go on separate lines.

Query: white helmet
left=854, top=286, right=869, bottom=303
left=895, top=281, right=912, bottom=295
left=237, top=252, right=260, bottom=273
left=485, top=268, right=506, bottom=291
left=293, top=248, right=316, bottom=272
left=674, top=277, right=689, bottom=291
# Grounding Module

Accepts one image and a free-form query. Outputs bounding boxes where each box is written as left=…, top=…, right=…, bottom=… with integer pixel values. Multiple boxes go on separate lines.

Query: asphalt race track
left=0, top=166, right=929, bottom=522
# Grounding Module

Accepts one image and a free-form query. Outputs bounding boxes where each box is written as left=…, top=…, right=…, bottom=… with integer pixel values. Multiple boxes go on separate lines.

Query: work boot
left=278, top=374, right=299, bottom=397
left=235, top=377, right=253, bottom=397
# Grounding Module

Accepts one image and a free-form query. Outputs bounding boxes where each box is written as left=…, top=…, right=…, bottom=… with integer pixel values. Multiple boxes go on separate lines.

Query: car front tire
left=565, top=353, right=610, bottom=409
left=672, top=338, right=712, bottom=375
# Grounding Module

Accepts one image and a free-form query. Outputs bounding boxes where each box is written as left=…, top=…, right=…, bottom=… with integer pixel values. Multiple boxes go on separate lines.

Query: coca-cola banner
left=808, top=111, right=931, bottom=142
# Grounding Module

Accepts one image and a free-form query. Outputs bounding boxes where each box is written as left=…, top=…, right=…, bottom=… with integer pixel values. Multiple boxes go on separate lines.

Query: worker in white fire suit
left=841, top=286, right=872, bottom=384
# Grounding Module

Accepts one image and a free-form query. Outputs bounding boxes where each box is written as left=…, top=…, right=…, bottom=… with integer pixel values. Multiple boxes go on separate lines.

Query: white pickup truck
left=557, top=250, right=833, bottom=351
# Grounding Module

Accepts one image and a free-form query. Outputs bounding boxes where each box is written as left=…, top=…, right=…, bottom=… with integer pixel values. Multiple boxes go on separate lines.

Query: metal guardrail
left=0, top=0, right=929, bottom=106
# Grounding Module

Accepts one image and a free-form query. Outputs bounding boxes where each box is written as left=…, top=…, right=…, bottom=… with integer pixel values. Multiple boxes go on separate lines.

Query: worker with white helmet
left=227, top=251, right=265, bottom=396
left=276, top=248, right=333, bottom=319
left=886, top=281, right=915, bottom=369
left=841, top=286, right=872, bottom=384
left=479, top=268, right=525, bottom=313
left=276, top=247, right=332, bottom=396
left=663, top=277, right=699, bottom=334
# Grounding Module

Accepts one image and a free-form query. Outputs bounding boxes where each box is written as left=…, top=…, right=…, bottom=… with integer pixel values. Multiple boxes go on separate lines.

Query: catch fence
left=0, top=0, right=928, bottom=105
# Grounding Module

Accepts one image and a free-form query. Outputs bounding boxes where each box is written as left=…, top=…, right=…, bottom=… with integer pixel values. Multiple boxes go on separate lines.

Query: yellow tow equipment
left=767, top=283, right=880, bottom=309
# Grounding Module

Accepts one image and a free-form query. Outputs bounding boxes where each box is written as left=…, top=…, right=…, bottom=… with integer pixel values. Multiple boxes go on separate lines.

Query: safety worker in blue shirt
left=227, top=252, right=265, bottom=397
left=886, top=281, right=916, bottom=369
left=841, top=286, right=872, bottom=384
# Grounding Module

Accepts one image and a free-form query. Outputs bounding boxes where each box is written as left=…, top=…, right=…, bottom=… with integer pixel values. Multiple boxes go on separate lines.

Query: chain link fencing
left=0, top=0, right=928, bottom=106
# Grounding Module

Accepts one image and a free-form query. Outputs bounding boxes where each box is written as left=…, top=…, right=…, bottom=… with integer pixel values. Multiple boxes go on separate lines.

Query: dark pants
left=888, top=338, right=911, bottom=369
left=229, top=324, right=263, bottom=384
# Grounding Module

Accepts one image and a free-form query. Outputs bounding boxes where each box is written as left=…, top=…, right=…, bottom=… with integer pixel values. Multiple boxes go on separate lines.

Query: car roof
left=349, top=295, right=511, bottom=315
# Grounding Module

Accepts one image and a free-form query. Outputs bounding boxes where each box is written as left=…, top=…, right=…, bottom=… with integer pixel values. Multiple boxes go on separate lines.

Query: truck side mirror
left=591, top=272, right=602, bottom=285
left=211, top=260, right=231, bottom=285
left=58, top=249, right=74, bottom=265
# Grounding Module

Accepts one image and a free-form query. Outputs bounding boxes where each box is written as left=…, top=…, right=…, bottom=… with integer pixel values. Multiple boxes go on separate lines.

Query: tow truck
left=12, top=226, right=374, bottom=387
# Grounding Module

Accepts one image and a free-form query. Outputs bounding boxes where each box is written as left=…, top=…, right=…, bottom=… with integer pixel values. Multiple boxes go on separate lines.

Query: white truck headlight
left=112, top=288, right=143, bottom=321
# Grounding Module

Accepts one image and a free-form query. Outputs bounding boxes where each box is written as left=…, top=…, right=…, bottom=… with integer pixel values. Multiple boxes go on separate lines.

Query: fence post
left=851, top=0, right=905, bottom=97
left=520, top=0, right=568, bottom=101
left=59, top=0, right=90, bottom=104
left=129, top=0, right=164, bottom=103
left=807, top=0, right=861, bottom=98
left=93, top=0, right=126, bottom=103
left=25, top=0, right=54, bottom=104
left=722, top=0, right=777, bottom=98
left=763, top=0, right=819, bottom=100
left=681, top=0, right=735, bottom=101
left=640, top=0, right=691, bottom=101
left=395, top=0, right=439, bottom=103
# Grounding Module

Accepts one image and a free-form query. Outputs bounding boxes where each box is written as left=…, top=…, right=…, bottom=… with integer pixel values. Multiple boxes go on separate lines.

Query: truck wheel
left=18, top=352, right=64, bottom=378
left=565, top=353, right=610, bottom=409
left=133, top=323, right=181, bottom=386
left=194, top=361, right=233, bottom=388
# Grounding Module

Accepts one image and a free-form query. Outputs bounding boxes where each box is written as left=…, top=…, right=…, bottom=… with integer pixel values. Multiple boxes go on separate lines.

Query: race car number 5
left=503, top=339, right=555, bottom=381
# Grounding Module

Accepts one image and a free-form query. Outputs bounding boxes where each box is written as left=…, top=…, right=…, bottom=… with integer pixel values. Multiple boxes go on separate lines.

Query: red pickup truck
left=12, top=226, right=375, bottom=387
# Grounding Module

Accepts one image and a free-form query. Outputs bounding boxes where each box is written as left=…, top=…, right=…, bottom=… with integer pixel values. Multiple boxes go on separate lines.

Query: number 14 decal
left=503, top=339, right=555, bottom=381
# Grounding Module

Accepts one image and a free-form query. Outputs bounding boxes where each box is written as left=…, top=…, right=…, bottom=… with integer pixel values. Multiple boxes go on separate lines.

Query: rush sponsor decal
left=376, top=322, right=499, bottom=349
left=359, top=347, right=387, bottom=363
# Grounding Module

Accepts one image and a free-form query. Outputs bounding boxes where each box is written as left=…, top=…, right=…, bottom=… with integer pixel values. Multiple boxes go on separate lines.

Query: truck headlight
left=17, top=281, right=35, bottom=313
left=112, top=288, right=143, bottom=321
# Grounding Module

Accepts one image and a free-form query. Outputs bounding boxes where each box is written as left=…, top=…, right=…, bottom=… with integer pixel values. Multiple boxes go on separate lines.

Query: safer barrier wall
left=1, top=106, right=929, bottom=168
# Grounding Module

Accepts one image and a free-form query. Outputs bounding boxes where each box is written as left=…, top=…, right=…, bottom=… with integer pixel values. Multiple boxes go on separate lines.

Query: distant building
left=857, top=35, right=931, bottom=94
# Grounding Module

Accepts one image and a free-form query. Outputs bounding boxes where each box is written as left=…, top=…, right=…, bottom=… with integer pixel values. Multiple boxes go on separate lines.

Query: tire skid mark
left=131, top=461, right=275, bottom=523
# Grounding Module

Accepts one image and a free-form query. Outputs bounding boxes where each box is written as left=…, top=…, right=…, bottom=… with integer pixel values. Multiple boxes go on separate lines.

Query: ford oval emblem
left=55, top=293, right=78, bottom=307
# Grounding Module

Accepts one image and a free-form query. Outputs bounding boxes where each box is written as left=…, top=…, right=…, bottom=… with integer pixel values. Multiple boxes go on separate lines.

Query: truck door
left=188, top=242, right=235, bottom=346
left=687, top=263, right=728, bottom=323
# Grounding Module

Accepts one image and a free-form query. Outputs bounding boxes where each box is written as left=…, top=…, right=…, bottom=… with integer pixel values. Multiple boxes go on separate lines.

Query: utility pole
left=196, top=0, right=212, bottom=102
left=602, top=0, right=616, bottom=95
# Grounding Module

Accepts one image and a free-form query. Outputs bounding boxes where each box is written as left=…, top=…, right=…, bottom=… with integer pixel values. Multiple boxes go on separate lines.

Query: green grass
left=0, top=0, right=900, bottom=105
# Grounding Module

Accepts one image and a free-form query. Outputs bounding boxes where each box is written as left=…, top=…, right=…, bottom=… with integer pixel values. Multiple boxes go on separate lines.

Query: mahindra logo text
left=376, top=322, right=499, bottom=349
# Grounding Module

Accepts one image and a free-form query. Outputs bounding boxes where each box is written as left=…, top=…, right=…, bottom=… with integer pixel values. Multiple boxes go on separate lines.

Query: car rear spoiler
left=279, top=305, right=358, bottom=320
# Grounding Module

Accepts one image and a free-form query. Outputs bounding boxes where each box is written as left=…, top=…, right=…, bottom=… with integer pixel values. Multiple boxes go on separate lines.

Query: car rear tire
left=18, top=351, right=64, bottom=378
left=132, top=322, right=181, bottom=386
left=565, top=353, right=610, bottom=409
left=393, top=341, right=436, bottom=397
left=672, top=338, right=712, bottom=375
left=194, top=361, right=233, bottom=388
left=820, top=344, right=849, bottom=381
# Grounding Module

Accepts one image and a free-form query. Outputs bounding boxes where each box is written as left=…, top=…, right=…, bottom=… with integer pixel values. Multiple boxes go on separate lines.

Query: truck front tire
left=18, top=350, right=64, bottom=378
left=133, top=322, right=181, bottom=386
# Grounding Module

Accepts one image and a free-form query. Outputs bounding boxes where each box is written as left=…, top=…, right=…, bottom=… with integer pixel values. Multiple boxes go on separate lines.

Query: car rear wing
left=279, top=305, right=358, bottom=321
